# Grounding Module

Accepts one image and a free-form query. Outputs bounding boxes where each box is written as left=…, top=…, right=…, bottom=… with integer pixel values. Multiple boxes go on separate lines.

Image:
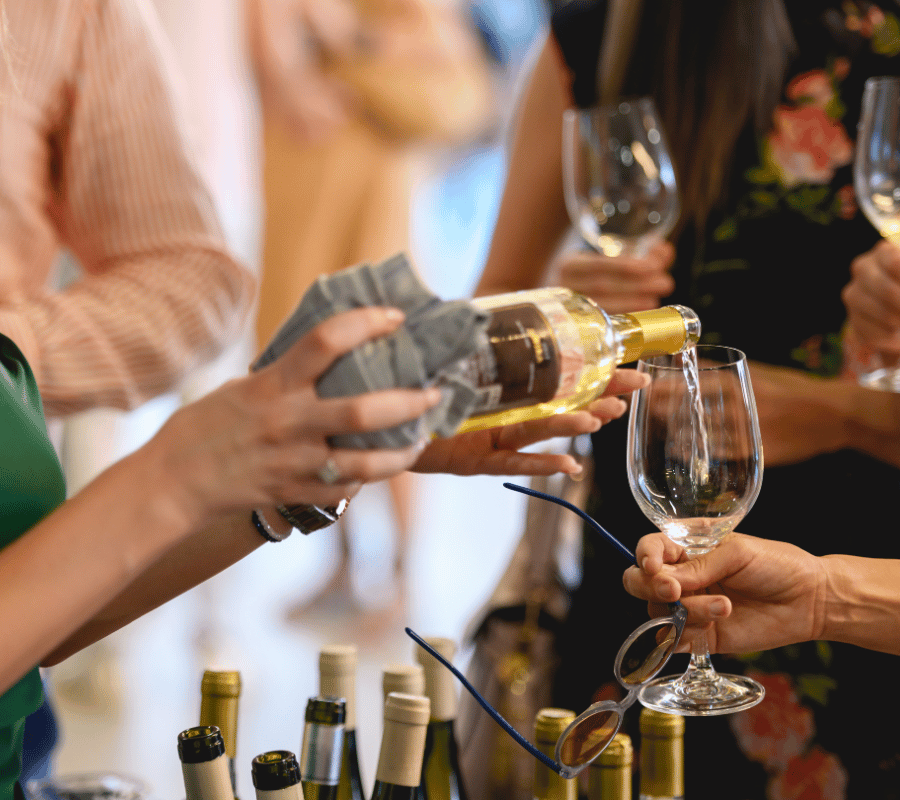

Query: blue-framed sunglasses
left=407, top=481, right=687, bottom=780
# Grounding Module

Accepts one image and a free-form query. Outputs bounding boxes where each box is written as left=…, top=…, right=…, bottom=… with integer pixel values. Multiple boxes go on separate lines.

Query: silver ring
left=317, top=457, right=342, bottom=485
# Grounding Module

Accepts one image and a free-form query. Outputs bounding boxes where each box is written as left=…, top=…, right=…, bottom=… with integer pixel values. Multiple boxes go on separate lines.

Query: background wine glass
left=626, top=345, right=764, bottom=716
left=852, top=75, right=900, bottom=390
left=562, top=98, right=680, bottom=258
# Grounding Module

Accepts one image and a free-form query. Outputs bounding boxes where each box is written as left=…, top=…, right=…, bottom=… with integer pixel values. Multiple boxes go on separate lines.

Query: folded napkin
left=253, top=253, right=491, bottom=449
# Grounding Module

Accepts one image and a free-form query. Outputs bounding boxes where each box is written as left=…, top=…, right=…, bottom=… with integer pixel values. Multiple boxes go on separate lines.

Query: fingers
left=266, top=307, right=406, bottom=385
left=634, top=532, right=685, bottom=575
left=845, top=242, right=900, bottom=348
left=603, top=368, right=650, bottom=396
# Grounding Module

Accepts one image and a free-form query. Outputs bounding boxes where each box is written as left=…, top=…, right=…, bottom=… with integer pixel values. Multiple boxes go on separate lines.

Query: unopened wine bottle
left=199, top=669, right=242, bottom=797
left=587, top=733, right=632, bottom=800
left=300, top=696, right=346, bottom=800
left=413, top=638, right=468, bottom=800
left=638, top=710, right=683, bottom=800
left=457, top=294, right=700, bottom=433
left=370, top=693, right=431, bottom=800
left=252, top=751, right=304, bottom=800
left=533, top=709, right=576, bottom=800
left=178, top=725, right=234, bottom=800
left=382, top=664, right=425, bottom=701
left=319, top=645, right=364, bottom=800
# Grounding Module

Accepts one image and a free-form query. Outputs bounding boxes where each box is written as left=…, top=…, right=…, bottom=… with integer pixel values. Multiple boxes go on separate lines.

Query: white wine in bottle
left=533, top=709, right=576, bottom=800
left=382, top=664, right=425, bottom=702
left=370, top=693, right=431, bottom=800
left=300, top=696, right=346, bottom=800
left=638, top=709, right=684, bottom=800
left=252, top=750, right=304, bottom=800
left=457, top=293, right=700, bottom=433
left=199, top=669, right=242, bottom=797
left=587, top=733, right=632, bottom=800
left=178, top=725, right=235, bottom=800
left=413, top=637, right=468, bottom=800
left=319, top=645, right=364, bottom=800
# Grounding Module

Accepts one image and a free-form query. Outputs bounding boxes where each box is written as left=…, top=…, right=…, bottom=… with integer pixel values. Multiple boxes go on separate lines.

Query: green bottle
left=300, top=696, right=346, bottom=800
left=320, top=645, right=365, bottom=800
left=370, top=693, right=431, bottom=800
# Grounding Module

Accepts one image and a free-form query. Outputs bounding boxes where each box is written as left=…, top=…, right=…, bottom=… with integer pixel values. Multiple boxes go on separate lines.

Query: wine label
left=463, top=303, right=562, bottom=415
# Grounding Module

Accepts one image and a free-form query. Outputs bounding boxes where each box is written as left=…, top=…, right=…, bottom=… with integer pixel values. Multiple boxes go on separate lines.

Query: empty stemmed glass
left=627, top=345, right=764, bottom=715
left=562, top=98, right=680, bottom=258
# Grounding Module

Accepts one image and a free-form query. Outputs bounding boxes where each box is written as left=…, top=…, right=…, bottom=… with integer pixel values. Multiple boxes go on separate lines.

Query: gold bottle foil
left=613, top=307, right=698, bottom=365
left=199, top=670, right=241, bottom=761
left=534, top=709, right=576, bottom=800
left=639, top=709, right=684, bottom=798
left=588, top=733, right=632, bottom=800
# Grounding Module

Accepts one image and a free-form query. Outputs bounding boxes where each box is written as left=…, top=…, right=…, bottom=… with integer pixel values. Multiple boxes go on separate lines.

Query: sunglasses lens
left=618, top=622, right=679, bottom=686
left=557, top=709, right=621, bottom=769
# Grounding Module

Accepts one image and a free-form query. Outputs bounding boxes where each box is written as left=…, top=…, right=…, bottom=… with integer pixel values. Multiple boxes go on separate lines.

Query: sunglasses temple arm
left=404, top=627, right=564, bottom=776
left=503, top=482, right=636, bottom=567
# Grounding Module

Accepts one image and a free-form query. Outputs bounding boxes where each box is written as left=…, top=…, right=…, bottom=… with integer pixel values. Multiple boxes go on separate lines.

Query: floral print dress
left=549, top=2, right=900, bottom=798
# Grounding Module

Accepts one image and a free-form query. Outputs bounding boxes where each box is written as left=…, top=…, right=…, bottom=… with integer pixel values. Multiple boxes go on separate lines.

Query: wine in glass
left=627, top=345, right=764, bottom=715
left=562, top=98, right=680, bottom=258
left=852, top=75, right=900, bottom=390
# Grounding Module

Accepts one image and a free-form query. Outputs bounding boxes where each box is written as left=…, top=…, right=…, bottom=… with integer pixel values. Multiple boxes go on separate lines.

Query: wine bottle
left=252, top=751, right=304, bottom=800
left=457, top=294, right=700, bottom=433
left=382, top=664, right=425, bottom=701
left=370, top=693, right=431, bottom=800
left=533, top=709, right=576, bottom=800
left=587, top=733, right=632, bottom=800
left=319, top=645, right=365, bottom=800
left=199, top=669, right=242, bottom=797
left=178, top=725, right=234, bottom=800
left=638, top=709, right=683, bottom=800
left=300, top=696, right=347, bottom=800
left=413, top=637, right=468, bottom=800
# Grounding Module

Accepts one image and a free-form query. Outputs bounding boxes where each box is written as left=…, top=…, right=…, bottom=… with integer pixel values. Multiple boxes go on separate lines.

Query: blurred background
left=42, top=1, right=553, bottom=798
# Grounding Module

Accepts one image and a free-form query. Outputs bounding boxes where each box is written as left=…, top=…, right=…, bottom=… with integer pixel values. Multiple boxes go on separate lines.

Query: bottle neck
left=301, top=721, right=344, bottom=787
left=533, top=743, right=575, bottom=800
left=609, top=306, right=700, bottom=365
left=588, top=763, right=631, bottom=800
left=337, top=729, right=365, bottom=800
left=638, top=735, right=683, bottom=800
left=181, top=752, right=235, bottom=800
left=370, top=781, right=418, bottom=800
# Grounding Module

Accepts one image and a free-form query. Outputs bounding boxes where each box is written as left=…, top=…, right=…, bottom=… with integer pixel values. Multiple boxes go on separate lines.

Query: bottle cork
left=375, top=693, right=430, bottom=788
left=382, top=664, right=425, bottom=701
left=414, top=636, right=458, bottom=721
left=319, top=644, right=357, bottom=731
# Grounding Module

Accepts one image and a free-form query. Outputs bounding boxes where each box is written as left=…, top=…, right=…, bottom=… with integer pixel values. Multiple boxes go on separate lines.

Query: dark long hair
left=599, top=0, right=796, bottom=234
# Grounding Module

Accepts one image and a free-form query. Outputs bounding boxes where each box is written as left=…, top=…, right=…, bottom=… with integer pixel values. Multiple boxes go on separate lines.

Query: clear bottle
left=413, top=638, right=468, bottom=800
left=533, top=709, right=577, bottom=800
left=370, top=693, right=431, bottom=800
left=382, top=664, right=425, bottom=701
left=199, top=669, right=242, bottom=797
left=252, top=750, right=304, bottom=800
left=319, top=645, right=365, bottom=800
left=178, top=725, right=235, bottom=800
left=300, top=696, right=346, bottom=800
left=457, top=293, right=700, bottom=433
left=587, top=733, right=632, bottom=800
left=638, top=710, right=684, bottom=800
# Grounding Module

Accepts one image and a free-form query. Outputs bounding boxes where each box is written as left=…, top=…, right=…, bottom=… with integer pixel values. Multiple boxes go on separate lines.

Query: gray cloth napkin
left=253, top=253, right=491, bottom=449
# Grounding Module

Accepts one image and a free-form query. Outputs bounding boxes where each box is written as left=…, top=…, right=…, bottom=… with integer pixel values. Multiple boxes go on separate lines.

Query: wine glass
left=562, top=98, right=680, bottom=258
left=626, top=345, right=765, bottom=715
left=852, top=75, right=900, bottom=390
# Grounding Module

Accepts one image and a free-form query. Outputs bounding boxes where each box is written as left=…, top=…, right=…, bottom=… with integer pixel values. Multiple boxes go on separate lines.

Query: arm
left=0, top=308, right=439, bottom=694
left=0, top=0, right=254, bottom=416
left=474, top=36, right=571, bottom=297
left=623, top=532, right=900, bottom=657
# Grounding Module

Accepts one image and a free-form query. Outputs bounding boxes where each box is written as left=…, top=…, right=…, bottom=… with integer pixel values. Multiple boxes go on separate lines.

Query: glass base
left=638, top=673, right=765, bottom=717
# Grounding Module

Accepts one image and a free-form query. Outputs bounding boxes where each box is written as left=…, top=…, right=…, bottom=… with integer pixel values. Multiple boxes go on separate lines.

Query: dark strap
left=550, top=0, right=607, bottom=107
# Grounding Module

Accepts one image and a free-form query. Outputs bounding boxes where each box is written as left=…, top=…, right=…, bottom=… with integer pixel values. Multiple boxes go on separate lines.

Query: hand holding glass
left=627, top=345, right=764, bottom=715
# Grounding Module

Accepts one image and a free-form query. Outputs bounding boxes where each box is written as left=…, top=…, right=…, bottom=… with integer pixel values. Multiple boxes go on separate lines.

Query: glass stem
left=674, top=628, right=722, bottom=699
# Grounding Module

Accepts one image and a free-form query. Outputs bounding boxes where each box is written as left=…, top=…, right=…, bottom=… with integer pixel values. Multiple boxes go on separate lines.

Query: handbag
left=324, top=0, right=495, bottom=144
left=457, top=437, right=593, bottom=800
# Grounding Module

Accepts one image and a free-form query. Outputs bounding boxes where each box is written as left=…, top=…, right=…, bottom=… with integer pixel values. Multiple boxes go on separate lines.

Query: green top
left=0, top=334, right=67, bottom=799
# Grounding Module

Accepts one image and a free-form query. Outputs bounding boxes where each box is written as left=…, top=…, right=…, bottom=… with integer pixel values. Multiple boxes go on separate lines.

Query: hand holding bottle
left=412, top=369, right=648, bottom=476
left=550, top=241, right=675, bottom=314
